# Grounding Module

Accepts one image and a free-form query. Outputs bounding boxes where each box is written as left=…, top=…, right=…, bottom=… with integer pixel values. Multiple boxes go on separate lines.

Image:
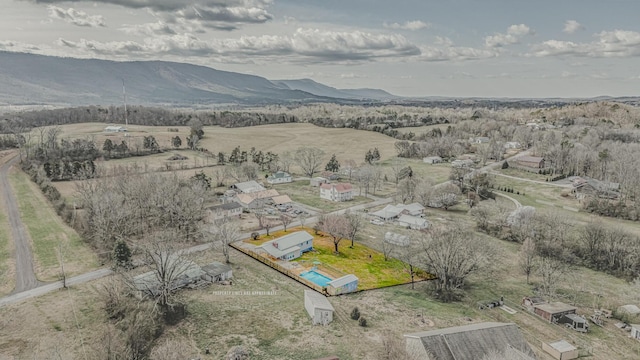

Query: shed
left=304, top=290, right=334, bottom=325
left=617, top=304, right=640, bottom=317
left=310, top=177, right=328, bottom=187
left=533, top=302, right=577, bottom=323
left=630, top=324, right=640, bottom=341
left=326, top=274, right=358, bottom=295
left=200, top=261, right=232, bottom=282
left=542, top=340, right=578, bottom=360
left=557, top=313, right=588, bottom=332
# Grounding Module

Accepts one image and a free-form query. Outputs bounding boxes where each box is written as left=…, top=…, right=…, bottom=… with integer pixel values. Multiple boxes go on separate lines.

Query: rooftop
left=535, top=302, right=577, bottom=314
left=208, top=202, right=243, bottom=211
left=547, top=340, right=577, bottom=352
left=258, top=231, right=313, bottom=258
left=327, top=274, right=358, bottom=288
left=320, top=183, right=353, bottom=193
left=304, top=290, right=335, bottom=311
left=234, top=180, right=266, bottom=193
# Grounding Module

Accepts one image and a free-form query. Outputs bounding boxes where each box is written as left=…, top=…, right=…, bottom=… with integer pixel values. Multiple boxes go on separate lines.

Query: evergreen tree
left=325, top=154, right=340, bottom=172
left=102, top=138, right=114, bottom=156
left=171, top=136, right=182, bottom=148
left=113, top=239, right=132, bottom=269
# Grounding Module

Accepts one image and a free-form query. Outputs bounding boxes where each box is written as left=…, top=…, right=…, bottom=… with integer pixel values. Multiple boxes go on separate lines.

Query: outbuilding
left=304, top=290, right=334, bottom=325
left=542, top=340, right=578, bottom=360
left=326, top=274, right=358, bottom=295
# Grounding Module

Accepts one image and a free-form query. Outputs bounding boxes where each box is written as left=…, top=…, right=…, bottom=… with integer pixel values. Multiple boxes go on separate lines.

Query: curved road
left=0, top=154, right=41, bottom=293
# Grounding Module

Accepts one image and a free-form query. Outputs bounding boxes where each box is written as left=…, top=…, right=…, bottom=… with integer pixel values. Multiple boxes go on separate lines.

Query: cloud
left=47, top=5, right=106, bottom=27
left=485, top=24, right=534, bottom=48
left=0, top=40, right=42, bottom=52
left=383, top=20, right=431, bottom=31
left=120, top=21, right=177, bottom=36
left=420, top=37, right=497, bottom=61
left=33, top=0, right=273, bottom=30
left=55, top=28, right=421, bottom=63
left=530, top=30, right=640, bottom=57
left=563, top=20, right=584, bottom=34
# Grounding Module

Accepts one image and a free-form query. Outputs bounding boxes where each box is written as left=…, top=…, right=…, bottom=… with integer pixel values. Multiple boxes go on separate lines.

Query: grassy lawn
left=271, top=180, right=372, bottom=212
left=0, top=207, right=13, bottom=295
left=296, top=234, right=434, bottom=290
left=9, top=170, right=99, bottom=281
left=497, top=167, right=550, bottom=182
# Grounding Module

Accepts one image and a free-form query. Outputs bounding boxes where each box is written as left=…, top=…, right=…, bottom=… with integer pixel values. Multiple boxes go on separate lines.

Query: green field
left=9, top=170, right=99, bottom=281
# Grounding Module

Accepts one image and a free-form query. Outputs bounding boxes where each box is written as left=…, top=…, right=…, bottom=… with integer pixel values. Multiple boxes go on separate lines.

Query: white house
left=232, top=180, right=266, bottom=194
left=423, top=156, right=443, bottom=164
left=267, top=171, right=292, bottom=184
left=206, top=202, right=243, bottom=221
left=258, top=231, right=314, bottom=261
left=304, top=290, right=334, bottom=325
left=397, top=214, right=429, bottom=230
left=310, top=177, right=328, bottom=187
left=320, top=183, right=354, bottom=202
left=104, top=125, right=127, bottom=132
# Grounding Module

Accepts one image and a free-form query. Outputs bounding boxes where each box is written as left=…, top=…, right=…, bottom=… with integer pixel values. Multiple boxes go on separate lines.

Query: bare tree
left=254, top=210, right=267, bottom=230
left=294, top=147, right=326, bottom=177
left=209, top=219, right=241, bottom=264
left=397, top=236, right=419, bottom=290
left=519, top=237, right=536, bottom=284
left=345, top=210, right=364, bottom=248
left=280, top=214, right=293, bottom=232
left=536, top=256, right=567, bottom=297
left=278, top=150, right=295, bottom=173
left=429, top=183, right=461, bottom=210
left=343, top=159, right=357, bottom=180
left=419, top=225, right=494, bottom=301
left=211, top=166, right=227, bottom=187
left=320, top=214, right=351, bottom=254
left=390, top=157, right=407, bottom=186
left=142, top=235, right=193, bottom=308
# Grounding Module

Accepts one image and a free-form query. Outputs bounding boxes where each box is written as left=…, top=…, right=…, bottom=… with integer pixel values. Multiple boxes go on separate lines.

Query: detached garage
left=304, top=290, right=334, bottom=325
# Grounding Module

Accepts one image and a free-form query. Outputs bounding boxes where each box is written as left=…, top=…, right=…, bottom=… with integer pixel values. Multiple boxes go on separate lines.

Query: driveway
left=0, top=154, right=41, bottom=293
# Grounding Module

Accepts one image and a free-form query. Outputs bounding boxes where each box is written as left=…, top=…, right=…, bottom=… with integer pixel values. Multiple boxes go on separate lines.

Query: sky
left=1, top=0, right=640, bottom=98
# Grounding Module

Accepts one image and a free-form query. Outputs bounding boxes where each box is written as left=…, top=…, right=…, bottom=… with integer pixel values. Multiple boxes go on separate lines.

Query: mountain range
left=0, top=51, right=397, bottom=106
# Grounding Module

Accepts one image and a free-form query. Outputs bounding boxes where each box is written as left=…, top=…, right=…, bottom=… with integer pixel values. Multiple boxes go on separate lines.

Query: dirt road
left=0, top=154, right=40, bottom=293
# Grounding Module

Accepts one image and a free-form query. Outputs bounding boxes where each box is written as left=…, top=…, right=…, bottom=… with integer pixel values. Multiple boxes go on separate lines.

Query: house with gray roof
left=232, top=180, right=266, bottom=194
left=206, top=202, right=243, bottom=221
left=397, top=214, right=429, bottom=230
left=404, top=322, right=536, bottom=360
left=267, top=171, right=292, bottom=184
left=258, top=231, right=314, bottom=261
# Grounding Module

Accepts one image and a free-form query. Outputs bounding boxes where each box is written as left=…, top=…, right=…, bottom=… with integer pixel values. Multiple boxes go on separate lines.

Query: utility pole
left=122, top=79, right=128, bottom=127
left=58, top=243, right=66, bottom=288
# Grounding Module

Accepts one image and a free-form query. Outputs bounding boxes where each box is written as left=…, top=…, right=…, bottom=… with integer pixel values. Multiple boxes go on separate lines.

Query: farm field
left=8, top=170, right=98, bottom=281
left=46, top=122, right=400, bottom=165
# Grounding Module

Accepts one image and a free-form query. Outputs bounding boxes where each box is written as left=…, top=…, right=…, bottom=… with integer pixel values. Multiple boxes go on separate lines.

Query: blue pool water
left=300, top=270, right=333, bottom=287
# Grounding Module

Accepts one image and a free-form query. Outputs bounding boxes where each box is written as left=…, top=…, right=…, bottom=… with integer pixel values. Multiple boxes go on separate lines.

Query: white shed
left=542, top=340, right=578, bottom=360
left=304, top=290, right=334, bottom=325
left=631, top=324, right=640, bottom=341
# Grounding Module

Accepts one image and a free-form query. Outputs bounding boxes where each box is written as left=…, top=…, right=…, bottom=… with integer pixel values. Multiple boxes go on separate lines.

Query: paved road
left=0, top=154, right=41, bottom=293
left=0, top=268, right=112, bottom=307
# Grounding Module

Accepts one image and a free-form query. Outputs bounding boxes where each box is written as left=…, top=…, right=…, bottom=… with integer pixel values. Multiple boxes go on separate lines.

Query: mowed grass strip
left=0, top=207, right=14, bottom=295
left=9, top=170, right=99, bottom=281
left=297, top=234, right=434, bottom=290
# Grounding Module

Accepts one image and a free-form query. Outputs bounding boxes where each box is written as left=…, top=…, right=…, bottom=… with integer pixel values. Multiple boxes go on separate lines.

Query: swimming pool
left=299, top=270, right=333, bottom=287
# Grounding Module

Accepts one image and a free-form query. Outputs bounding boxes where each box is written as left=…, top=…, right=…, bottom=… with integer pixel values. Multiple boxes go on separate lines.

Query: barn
left=304, top=290, right=334, bottom=325
left=326, top=274, right=358, bottom=295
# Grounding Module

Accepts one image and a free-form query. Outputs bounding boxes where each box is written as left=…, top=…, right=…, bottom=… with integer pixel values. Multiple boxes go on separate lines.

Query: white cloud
left=383, top=20, right=431, bottom=31
left=47, top=5, right=106, bottom=27
left=485, top=24, right=534, bottom=48
left=563, top=20, right=584, bottom=34
left=120, top=21, right=177, bottom=36
left=530, top=30, right=640, bottom=57
left=419, top=37, right=498, bottom=61
left=56, top=28, right=421, bottom=63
